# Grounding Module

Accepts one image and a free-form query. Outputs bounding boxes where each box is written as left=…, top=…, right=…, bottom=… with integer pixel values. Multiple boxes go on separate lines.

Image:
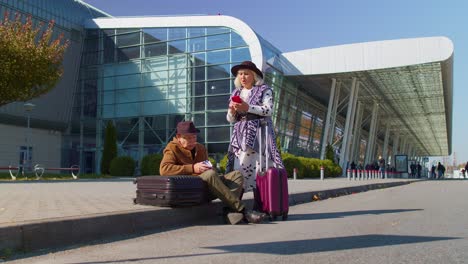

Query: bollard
left=293, top=168, right=297, bottom=180
left=347, top=169, right=351, bottom=180
left=385, top=170, right=388, bottom=179
left=352, top=169, right=356, bottom=180
left=320, top=165, right=324, bottom=180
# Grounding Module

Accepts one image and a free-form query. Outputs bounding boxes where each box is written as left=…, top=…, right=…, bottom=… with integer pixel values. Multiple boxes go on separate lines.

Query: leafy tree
left=101, top=121, right=117, bottom=174
left=0, top=12, right=69, bottom=106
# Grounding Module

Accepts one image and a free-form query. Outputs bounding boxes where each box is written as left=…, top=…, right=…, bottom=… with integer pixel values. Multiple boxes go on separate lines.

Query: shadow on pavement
left=286, top=209, right=423, bottom=221
left=64, top=234, right=459, bottom=263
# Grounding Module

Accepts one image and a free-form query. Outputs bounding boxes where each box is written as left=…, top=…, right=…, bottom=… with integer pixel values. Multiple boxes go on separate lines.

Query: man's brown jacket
left=159, top=137, right=209, bottom=176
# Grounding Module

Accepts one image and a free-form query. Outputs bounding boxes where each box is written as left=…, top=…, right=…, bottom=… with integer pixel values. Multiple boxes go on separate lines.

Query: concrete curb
left=0, top=180, right=413, bottom=254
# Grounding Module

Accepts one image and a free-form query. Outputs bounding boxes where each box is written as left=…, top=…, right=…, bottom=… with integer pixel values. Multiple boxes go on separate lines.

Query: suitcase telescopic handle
left=259, top=120, right=269, bottom=173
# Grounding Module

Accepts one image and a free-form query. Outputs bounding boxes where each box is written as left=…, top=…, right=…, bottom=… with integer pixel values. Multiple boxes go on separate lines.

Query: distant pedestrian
left=436, top=162, right=445, bottom=179
left=464, top=161, right=468, bottom=178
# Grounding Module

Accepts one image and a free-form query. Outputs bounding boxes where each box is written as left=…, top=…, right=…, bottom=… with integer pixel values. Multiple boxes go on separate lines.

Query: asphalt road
left=8, top=180, right=468, bottom=264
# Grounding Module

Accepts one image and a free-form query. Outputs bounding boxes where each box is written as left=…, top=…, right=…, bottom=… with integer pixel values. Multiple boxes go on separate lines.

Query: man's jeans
left=198, top=170, right=244, bottom=212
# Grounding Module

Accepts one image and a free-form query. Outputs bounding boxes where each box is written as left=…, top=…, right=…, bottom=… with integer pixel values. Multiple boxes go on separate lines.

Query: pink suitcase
left=255, top=121, right=289, bottom=221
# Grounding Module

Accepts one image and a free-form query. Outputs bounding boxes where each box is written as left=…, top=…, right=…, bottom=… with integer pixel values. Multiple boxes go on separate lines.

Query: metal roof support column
left=400, top=137, right=407, bottom=156
left=328, top=81, right=342, bottom=145
left=382, top=123, right=390, bottom=163
left=393, top=132, right=400, bottom=157
left=339, top=78, right=358, bottom=173
left=364, top=102, right=379, bottom=166
left=320, top=78, right=337, bottom=160
left=350, top=101, right=364, bottom=164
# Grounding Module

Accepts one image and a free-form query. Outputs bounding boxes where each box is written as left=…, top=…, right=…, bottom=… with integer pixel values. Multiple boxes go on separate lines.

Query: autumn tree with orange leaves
left=0, top=12, right=69, bottom=106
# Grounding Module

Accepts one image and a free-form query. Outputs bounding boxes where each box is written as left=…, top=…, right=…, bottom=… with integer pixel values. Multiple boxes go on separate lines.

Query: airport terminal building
left=0, top=0, right=453, bottom=174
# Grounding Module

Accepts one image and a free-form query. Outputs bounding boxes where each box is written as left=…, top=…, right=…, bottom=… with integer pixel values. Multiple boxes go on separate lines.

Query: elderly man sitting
left=159, top=121, right=265, bottom=225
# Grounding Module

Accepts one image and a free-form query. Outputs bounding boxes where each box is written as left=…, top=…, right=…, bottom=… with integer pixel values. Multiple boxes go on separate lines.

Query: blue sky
left=83, top=0, right=467, bottom=165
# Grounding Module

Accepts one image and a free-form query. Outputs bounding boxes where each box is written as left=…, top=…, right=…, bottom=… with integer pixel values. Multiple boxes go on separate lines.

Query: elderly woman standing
left=225, top=61, right=284, bottom=193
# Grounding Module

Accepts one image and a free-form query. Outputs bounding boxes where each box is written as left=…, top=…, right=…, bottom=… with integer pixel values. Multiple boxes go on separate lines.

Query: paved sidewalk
left=0, top=177, right=420, bottom=254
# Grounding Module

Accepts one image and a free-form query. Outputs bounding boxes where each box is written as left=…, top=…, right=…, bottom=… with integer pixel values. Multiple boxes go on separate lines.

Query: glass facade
left=75, top=26, right=253, bottom=171
left=1, top=0, right=332, bottom=173
left=259, top=36, right=327, bottom=158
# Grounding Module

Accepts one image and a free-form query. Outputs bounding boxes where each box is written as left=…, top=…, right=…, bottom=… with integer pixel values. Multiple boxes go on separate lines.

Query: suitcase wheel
left=133, top=198, right=137, bottom=204
left=282, top=213, right=288, bottom=221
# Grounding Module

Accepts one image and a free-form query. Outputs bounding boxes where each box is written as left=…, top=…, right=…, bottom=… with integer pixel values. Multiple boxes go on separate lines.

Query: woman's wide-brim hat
left=231, top=61, right=263, bottom=79
left=176, top=121, right=200, bottom=134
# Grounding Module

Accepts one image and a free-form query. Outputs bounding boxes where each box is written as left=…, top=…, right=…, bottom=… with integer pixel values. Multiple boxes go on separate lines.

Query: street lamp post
left=24, top=102, right=35, bottom=175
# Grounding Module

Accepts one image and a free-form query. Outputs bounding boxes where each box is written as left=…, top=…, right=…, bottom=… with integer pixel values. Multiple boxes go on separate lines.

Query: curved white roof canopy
left=283, top=37, right=454, bottom=157
left=84, top=15, right=263, bottom=69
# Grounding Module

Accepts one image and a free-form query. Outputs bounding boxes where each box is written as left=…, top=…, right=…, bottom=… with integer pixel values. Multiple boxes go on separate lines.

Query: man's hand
left=193, top=162, right=212, bottom=174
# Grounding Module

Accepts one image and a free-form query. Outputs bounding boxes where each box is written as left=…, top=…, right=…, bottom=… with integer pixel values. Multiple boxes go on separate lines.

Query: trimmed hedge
left=218, top=152, right=342, bottom=179
left=141, top=153, right=164, bottom=175
left=109, top=156, right=135, bottom=176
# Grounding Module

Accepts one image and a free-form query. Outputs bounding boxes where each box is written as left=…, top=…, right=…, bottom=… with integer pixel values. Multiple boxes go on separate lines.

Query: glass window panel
left=103, top=36, right=116, bottom=63
left=168, top=40, right=186, bottom=54
left=197, top=128, right=206, bottom=144
left=207, top=95, right=229, bottom=110
left=194, top=97, right=205, bottom=111
left=103, top=29, right=115, bottom=36
left=207, top=27, right=229, bottom=35
left=207, top=64, right=230, bottom=80
left=206, top=34, right=230, bottom=50
left=143, top=57, right=167, bottom=72
left=82, top=68, right=98, bottom=79
left=142, top=100, right=169, bottom=115
left=193, top=113, right=205, bottom=126
left=207, top=79, right=230, bottom=95
left=168, top=28, right=186, bottom=40
left=193, top=82, right=205, bottom=96
left=84, top=38, right=99, bottom=52
left=232, top=47, right=251, bottom=63
left=115, top=89, right=139, bottom=104
left=140, top=86, right=165, bottom=101
left=82, top=52, right=99, bottom=65
left=168, top=54, right=187, bottom=69
left=167, top=83, right=187, bottom=99
left=143, top=28, right=167, bottom=43
left=116, top=32, right=140, bottom=47
left=207, top=126, right=230, bottom=141
left=207, top=112, right=228, bottom=126
left=115, top=102, right=138, bottom=118
left=117, top=46, right=140, bottom=61
left=144, top=42, right=167, bottom=57
left=207, top=143, right=229, bottom=154
left=117, top=28, right=139, bottom=34
left=193, top=66, right=205, bottom=81
left=188, top=37, right=205, bottom=52
left=115, top=74, right=140, bottom=90
left=102, top=105, right=114, bottom=119
left=103, top=77, right=114, bottom=91
left=166, top=99, right=187, bottom=113
left=191, top=52, right=206, bottom=66
left=231, top=32, right=247, bottom=47
left=206, top=50, right=229, bottom=65
left=143, top=71, right=168, bottom=86
left=103, top=90, right=114, bottom=104
left=188, top=27, right=205, bottom=38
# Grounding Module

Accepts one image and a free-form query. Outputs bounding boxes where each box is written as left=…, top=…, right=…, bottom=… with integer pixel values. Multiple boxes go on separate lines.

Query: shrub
left=140, top=153, right=163, bottom=175
left=109, top=156, right=135, bottom=176
left=101, top=121, right=117, bottom=175
left=219, top=154, right=228, bottom=173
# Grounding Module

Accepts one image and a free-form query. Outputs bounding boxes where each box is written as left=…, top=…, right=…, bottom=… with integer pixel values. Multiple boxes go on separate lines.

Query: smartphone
left=202, top=160, right=213, bottom=168
left=231, top=95, right=242, bottom=103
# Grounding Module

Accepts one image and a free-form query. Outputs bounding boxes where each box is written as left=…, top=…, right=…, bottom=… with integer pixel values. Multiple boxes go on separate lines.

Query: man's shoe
left=244, top=210, right=267, bottom=224
left=226, top=212, right=244, bottom=225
